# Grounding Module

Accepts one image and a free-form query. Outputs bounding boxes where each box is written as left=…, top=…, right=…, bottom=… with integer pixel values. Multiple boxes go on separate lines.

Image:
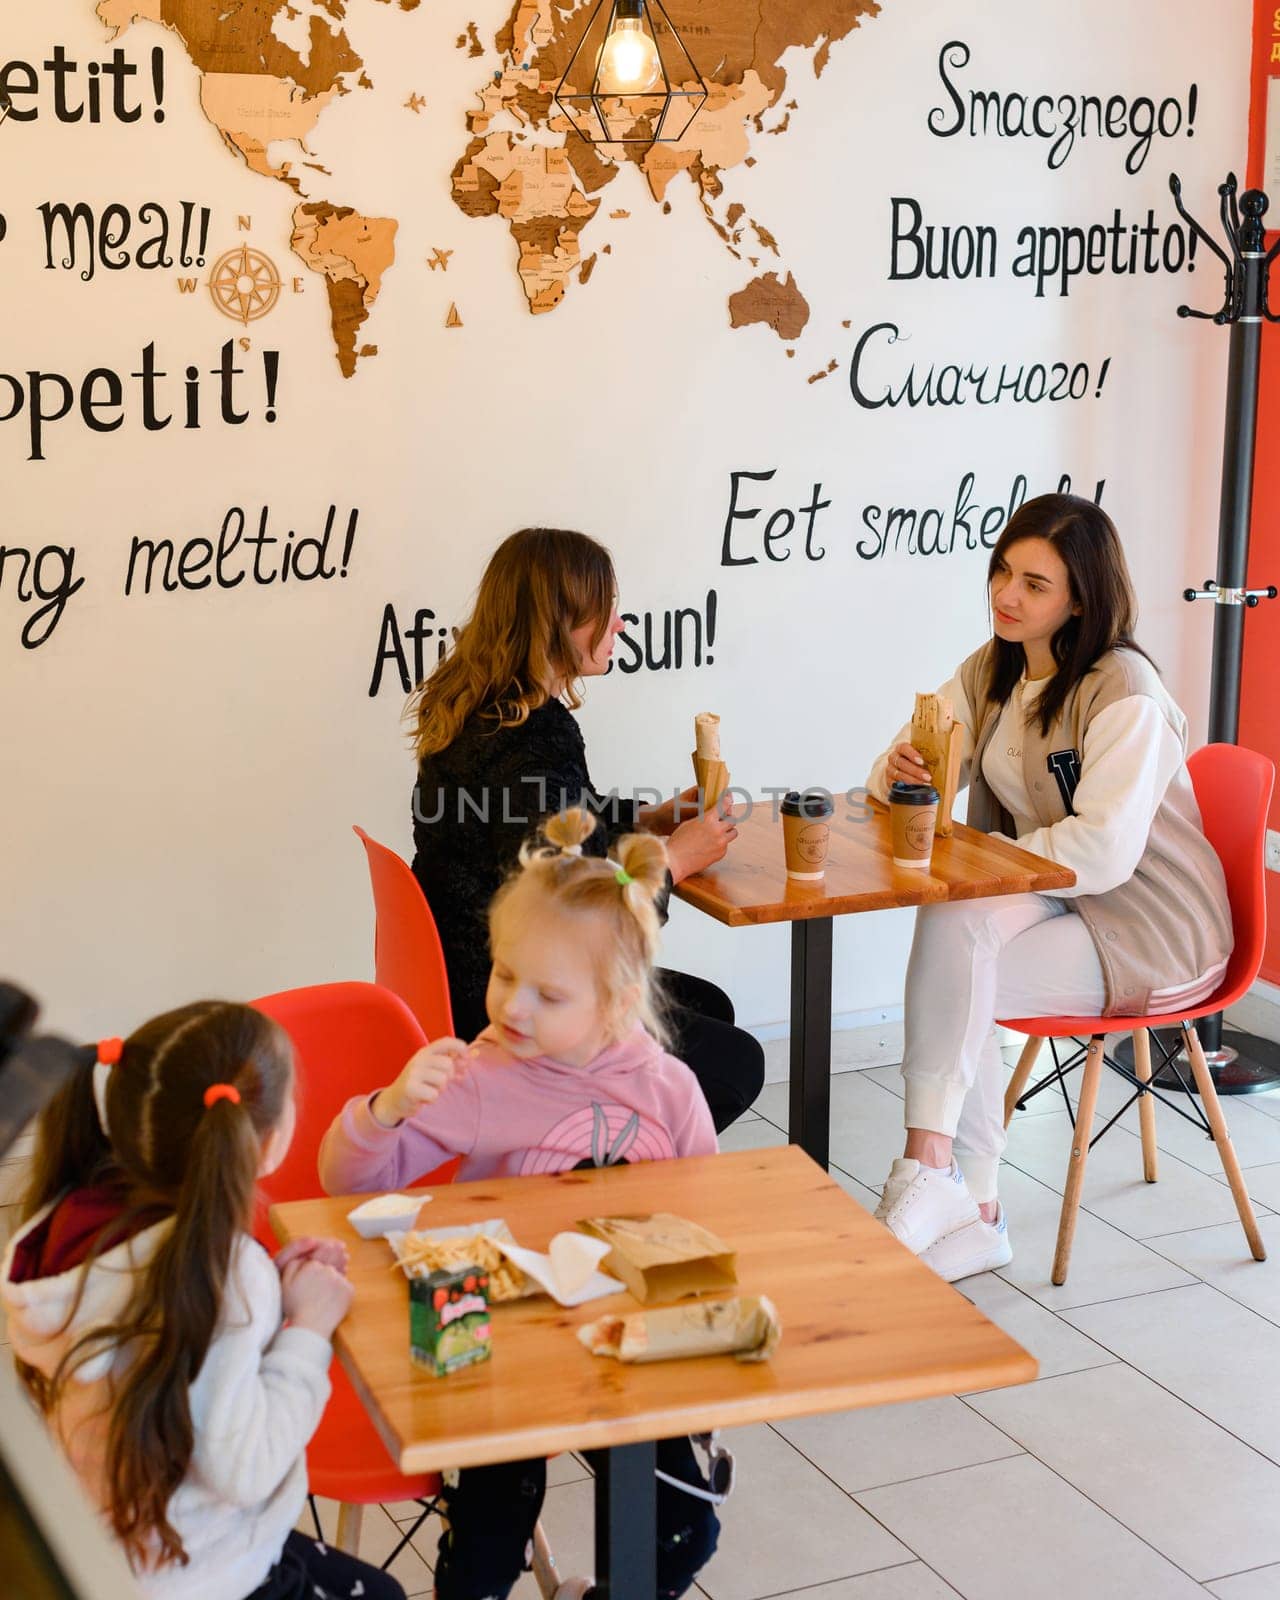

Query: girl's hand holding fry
left=372, top=1039, right=469, bottom=1128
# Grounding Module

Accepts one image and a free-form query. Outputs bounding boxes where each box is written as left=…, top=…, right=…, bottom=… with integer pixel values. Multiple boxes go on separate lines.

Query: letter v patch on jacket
left=1047, top=748, right=1082, bottom=814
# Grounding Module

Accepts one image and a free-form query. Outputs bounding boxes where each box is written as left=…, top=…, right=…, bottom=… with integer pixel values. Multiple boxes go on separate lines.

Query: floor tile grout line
left=958, top=1359, right=1121, bottom=1399
left=1040, top=1268, right=1240, bottom=1314
left=1202, top=1557, right=1280, bottom=1583
left=1022, top=1300, right=1280, bottom=1474
left=948, top=1397, right=1212, bottom=1588
left=1136, top=1263, right=1280, bottom=1334
left=997, top=1137, right=1279, bottom=1229
left=757, top=1418, right=956, bottom=1576
left=777, top=1442, right=1030, bottom=1500
left=1058, top=1274, right=1277, bottom=1329
left=1144, top=1213, right=1280, bottom=1242
left=984, top=1151, right=1245, bottom=1264
left=709, top=1555, right=947, bottom=1600
left=759, top=1412, right=1062, bottom=1597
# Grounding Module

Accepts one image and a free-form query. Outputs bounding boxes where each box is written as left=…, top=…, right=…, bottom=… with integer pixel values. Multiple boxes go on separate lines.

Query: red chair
left=1001, top=744, right=1272, bottom=1284
left=252, top=981, right=451, bottom=1560
left=353, top=826, right=455, bottom=1041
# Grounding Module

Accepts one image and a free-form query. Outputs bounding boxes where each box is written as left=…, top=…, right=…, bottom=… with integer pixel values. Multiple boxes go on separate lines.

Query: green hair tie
left=615, top=867, right=634, bottom=887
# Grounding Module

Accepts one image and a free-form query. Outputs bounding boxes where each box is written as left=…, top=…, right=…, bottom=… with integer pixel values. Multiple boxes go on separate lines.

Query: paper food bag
left=576, top=1213, right=738, bottom=1303
left=578, top=1295, right=781, bottom=1364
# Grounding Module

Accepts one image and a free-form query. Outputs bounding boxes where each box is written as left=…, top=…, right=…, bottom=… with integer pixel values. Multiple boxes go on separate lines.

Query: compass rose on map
left=207, top=245, right=282, bottom=325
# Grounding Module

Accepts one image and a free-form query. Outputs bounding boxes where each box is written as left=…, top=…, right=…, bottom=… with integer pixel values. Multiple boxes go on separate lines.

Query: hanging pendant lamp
left=554, top=0, right=708, bottom=147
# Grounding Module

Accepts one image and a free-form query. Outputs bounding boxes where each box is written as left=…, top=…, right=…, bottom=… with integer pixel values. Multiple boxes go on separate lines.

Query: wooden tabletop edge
left=389, top=1350, right=1041, bottom=1474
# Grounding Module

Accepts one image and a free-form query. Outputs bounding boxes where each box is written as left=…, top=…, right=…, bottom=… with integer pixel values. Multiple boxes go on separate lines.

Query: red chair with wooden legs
left=252, top=981, right=452, bottom=1562
left=1001, top=743, right=1272, bottom=1285
left=353, top=826, right=455, bottom=1041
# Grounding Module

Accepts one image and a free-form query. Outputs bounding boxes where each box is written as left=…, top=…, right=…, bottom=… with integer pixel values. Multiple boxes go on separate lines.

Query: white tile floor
left=7, top=1031, right=1280, bottom=1600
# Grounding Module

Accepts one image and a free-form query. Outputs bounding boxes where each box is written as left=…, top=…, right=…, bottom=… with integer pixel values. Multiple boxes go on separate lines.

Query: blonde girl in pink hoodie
left=320, top=808, right=724, bottom=1600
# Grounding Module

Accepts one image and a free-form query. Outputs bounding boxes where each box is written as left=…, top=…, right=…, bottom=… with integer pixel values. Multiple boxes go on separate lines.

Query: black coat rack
left=1151, top=173, right=1280, bottom=1092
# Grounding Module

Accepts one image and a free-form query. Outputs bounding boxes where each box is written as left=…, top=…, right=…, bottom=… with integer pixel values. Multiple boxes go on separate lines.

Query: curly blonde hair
left=408, top=528, right=616, bottom=758
left=488, top=808, right=671, bottom=1047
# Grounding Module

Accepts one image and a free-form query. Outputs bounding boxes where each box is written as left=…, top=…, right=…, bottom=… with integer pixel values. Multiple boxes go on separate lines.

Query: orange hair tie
left=202, top=1083, right=241, bottom=1109
left=97, top=1037, right=124, bottom=1066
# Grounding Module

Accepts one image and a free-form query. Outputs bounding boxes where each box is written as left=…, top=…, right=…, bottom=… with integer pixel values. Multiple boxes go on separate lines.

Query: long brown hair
left=20, top=1002, right=293, bottom=1572
left=409, top=527, right=616, bottom=758
left=986, top=494, right=1155, bottom=735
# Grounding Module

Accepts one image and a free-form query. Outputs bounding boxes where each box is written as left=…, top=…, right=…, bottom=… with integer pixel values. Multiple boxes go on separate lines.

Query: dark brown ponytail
left=21, top=1001, right=293, bottom=1570
left=23, top=1045, right=112, bottom=1222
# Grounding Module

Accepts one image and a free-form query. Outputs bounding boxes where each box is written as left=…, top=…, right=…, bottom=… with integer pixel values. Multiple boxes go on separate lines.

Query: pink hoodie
left=319, top=1024, right=717, bottom=1191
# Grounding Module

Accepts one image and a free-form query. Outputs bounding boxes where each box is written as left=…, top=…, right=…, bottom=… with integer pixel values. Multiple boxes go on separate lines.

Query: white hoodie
left=2, top=1203, right=332, bottom=1600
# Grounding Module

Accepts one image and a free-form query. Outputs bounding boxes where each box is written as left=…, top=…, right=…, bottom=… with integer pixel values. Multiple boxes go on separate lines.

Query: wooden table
left=675, top=796, right=1075, bottom=1167
left=271, top=1148, right=1036, bottom=1600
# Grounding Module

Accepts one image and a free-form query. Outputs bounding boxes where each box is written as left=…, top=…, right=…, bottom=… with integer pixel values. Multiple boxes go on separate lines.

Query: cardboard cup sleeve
left=578, top=1295, right=781, bottom=1364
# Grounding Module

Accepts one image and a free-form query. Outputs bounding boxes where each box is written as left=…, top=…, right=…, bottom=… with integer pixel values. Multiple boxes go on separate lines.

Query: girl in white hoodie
left=2, top=1000, right=405, bottom=1600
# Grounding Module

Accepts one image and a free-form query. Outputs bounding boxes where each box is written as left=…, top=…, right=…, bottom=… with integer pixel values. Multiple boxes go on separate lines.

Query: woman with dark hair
left=408, top=526, right=765, bottom=1132
left=865, top=494, right=1231, bottom=1280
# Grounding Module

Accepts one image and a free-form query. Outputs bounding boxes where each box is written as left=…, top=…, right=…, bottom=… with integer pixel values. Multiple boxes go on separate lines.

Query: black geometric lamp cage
left=554, top=0, right=708, bottom=146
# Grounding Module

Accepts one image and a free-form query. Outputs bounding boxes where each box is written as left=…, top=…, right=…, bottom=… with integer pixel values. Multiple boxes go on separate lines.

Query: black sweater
left=410, top=701, right=647, bottom=1041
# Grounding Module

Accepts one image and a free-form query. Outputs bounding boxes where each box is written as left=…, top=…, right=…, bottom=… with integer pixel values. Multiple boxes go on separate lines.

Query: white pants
left=900, top=894, right=1106, bottom=1204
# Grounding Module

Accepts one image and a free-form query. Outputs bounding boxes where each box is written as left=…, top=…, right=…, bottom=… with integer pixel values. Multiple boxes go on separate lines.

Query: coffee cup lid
left=889, top=781, right=939, bottom=806
left=781, top=789, right=835, bottom=820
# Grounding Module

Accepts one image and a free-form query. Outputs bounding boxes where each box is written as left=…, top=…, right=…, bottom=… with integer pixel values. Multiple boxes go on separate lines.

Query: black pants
left=658, top=969, right=765, bottom=1134
left=435, top=1438, right=719, bottom=1600
left=245, top=1531, right=406, bottom=1600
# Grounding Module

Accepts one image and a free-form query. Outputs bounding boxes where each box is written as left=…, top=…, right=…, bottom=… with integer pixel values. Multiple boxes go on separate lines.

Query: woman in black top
left=409, top=526, right=764, bottom=1132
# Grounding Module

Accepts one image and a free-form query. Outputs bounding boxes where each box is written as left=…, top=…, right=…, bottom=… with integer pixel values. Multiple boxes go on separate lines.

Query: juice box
left=409, top=1265, right=492, bottom=1376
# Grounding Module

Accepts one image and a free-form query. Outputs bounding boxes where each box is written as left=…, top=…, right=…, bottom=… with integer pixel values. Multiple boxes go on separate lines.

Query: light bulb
left=597, top=14, right=661, bottom=94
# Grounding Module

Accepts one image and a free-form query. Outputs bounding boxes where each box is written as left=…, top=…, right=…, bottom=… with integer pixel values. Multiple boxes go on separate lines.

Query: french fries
left=396, top=1231, right=528, bottom=1302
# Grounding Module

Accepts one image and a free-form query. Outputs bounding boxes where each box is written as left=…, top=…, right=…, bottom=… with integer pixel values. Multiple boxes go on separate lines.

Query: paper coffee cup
left=889, top=782, right=939, bottom=869
left=781, top=790, right=834, bottom=880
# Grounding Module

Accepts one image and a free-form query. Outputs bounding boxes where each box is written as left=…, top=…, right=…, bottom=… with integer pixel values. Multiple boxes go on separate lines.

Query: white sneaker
left=920, top=1205, right=1013, bottom=1282
left=874, top=1158, right=980, bottom=1255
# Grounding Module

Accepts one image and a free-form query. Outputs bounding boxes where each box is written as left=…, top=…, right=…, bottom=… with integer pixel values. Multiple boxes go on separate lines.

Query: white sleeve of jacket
left=187, top=1237, right=332, bottom=1507
left=865, top=673, right=975, bottom=803
left=1016, top=696, right=1183, bottom=898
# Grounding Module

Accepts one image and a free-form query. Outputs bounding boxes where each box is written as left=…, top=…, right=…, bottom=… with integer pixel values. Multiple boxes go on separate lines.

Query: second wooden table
left=674, top=794, right=1075, bottom=1166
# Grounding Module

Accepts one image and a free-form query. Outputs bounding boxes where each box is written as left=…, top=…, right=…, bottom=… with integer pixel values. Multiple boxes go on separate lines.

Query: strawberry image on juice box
left=409, top=1265, right=492, bottom=1376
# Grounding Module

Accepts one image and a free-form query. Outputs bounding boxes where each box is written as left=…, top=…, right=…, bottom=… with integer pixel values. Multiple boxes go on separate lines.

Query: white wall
left=2, top=0, right=1251, bottom=1040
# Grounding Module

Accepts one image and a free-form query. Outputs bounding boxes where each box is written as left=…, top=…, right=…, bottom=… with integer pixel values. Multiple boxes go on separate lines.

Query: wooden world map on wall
left=96, top=0, right=884, bottom=376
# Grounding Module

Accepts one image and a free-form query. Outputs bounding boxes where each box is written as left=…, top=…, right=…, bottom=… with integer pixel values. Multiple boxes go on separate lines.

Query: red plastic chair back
left=1188, top=743, right=1275, bottom=1009
left=250, top=981, right=452, bottom=1504
left=252, top=980, right=432, bottom=1207
left=353, top=827, right=455, bottom=1042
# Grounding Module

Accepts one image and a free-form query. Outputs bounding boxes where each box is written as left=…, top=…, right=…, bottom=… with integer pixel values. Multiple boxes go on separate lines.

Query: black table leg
left=789, top=917, right=834, bottom=1169
left=594, top=1440, right=656, bottom=1600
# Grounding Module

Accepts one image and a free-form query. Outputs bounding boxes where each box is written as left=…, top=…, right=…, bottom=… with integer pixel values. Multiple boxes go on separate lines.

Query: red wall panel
left=1242, top=2, right=1280, bottom=982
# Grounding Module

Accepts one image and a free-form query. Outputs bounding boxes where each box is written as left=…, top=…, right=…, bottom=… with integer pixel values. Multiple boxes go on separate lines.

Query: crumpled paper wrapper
left=578, top=1295, right=781, bottom=1364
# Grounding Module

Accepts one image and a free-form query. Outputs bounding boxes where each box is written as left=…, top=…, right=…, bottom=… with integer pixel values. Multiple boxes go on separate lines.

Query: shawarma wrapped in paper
left=578, top=1295, right=781, bottom=1364
left=692, top=713, right=730, bottom=809
left=909, top=692, right=963, bottom=837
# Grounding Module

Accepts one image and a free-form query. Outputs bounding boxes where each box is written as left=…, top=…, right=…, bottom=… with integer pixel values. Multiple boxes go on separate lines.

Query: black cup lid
left=781, top=789, right=835, bottom=819
left=889, top=781, right=939, bottom=805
